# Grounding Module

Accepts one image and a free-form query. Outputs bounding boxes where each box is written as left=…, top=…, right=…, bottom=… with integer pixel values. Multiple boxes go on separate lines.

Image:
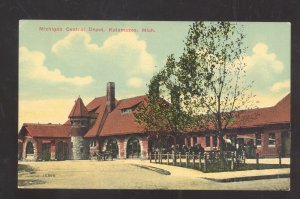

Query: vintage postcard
left=18, top=20, right=290, bottom=190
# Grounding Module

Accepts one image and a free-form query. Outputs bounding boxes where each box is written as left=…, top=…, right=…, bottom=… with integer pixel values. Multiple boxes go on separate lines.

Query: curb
left=202, top=173, right=290, bottom=182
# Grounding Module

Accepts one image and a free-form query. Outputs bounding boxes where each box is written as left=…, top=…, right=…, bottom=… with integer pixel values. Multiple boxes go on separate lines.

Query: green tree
left=135, top=21, right=256, bottom=160
left=176, top=22, right=256, bottom=158
left=134, top=56, right=195, bottom=151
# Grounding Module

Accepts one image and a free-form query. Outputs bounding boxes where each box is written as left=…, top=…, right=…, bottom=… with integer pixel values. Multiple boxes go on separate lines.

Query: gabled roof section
left=99, top=95, right=147, bottom=136
left=84, top=95, right=148, bottom=138
left=227, top=93, right=290, bottom=129
left=69, top=97, right=89, bottom=118
left=117, top=95, right=147, bottom=109
left=19, top=123, right=71, bottom=138
left=86, top=96, right=106, bottom=112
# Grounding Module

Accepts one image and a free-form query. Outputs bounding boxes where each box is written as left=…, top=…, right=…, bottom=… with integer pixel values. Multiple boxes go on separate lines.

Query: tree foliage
left=134, top=55, right=195, bottom=136
left=135, top=21, right=256, bottom=153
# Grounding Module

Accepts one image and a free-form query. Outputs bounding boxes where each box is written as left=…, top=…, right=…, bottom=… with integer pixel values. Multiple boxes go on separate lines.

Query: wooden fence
left=149, top=151, right=284, bottom=171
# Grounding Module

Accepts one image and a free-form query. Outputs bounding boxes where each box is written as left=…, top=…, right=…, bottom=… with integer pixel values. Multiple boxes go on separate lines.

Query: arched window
left=126, top=137, right=141, bottom=158
left=106, top=138, right=119, bottom=158
left=26, top=141, right=34, bottom=154
left=89, top=140, right=97, bottom=147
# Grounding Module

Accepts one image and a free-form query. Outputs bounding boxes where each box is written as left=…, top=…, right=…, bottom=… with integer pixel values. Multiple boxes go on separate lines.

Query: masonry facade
left=18, top=82, right=291, bottom=161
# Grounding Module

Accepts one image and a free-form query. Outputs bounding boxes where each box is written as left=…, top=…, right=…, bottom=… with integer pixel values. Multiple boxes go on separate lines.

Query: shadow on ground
left=131, top=164, right=171, bottom=175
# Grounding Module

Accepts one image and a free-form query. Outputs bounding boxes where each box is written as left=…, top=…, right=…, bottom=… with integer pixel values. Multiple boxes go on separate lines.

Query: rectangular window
left=256, top=133, right=262, bottom=146
left=213, top=135, right=218, bottom=147
left=268, top=133, right=276, bottom=146
left=205, top=135, right=210, bottom=147
left=193, top=137, right=197, bottom=146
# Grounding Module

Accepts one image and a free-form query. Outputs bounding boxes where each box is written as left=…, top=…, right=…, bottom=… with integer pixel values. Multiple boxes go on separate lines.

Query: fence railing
left=149, top=151, right=285, bottom=171
left=149, top=151, right=247, bottom=172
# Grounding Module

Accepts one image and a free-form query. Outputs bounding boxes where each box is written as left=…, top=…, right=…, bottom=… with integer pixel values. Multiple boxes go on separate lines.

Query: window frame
left=205, top=134, right=210, bottom=147
left=255, top=133, right=262, bottom=147
left=268, top=133, right=276, bottom=147
left=213, top=135, right=218, bottom=147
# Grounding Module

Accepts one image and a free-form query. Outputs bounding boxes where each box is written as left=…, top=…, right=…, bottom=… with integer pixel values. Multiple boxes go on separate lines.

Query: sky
left=19, top=20, right=290, bottom=129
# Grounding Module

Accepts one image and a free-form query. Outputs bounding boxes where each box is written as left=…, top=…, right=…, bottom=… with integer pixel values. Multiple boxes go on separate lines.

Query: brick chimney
left=106, top=82, right=115, bottom=113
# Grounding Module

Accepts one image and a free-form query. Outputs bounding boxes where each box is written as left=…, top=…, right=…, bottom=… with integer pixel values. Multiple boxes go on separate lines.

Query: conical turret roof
left=69, top=97, right=89, bottom=118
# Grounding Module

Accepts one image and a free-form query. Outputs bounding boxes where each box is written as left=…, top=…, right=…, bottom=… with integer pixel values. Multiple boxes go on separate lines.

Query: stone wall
left=71, top=136, right=89, bottom=160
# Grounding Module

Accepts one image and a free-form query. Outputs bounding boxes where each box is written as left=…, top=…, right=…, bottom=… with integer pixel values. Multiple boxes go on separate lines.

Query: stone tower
left=69, top=97, right=90, bottom=160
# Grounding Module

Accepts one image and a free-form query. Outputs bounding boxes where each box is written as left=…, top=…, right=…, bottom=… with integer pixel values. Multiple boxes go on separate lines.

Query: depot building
left=18, top=82, right=291, bottom=161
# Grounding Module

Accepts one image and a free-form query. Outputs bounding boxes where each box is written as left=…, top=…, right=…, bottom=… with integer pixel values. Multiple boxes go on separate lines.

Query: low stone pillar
left=172, top=152, right=176, bottom=166
left=230, top=152, right=234, bottom=170
left=186, top=152, right=189, bottom=168
left=192, top=152, right=195, bottom=168
left=256, top=152, right=260, bottom=170
left=167, top=152, right=169, bottom=165
left=279, top=152, right=282, bottom=167
left=198, top=152, right=202, bottom=170
left=203, top=154, right=207, bottom=172
left=179, top=152, right=182, bottom=167
left=160, top=152, right=163, bottom=164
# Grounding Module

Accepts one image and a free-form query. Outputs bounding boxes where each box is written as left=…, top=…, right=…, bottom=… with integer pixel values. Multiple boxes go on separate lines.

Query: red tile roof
left=228, top=93, right=290, bottom=129
left=20, top=123, right=71, bottom=138
left=99, top=96, right=147, bottom=136
left=19, top=92, right=290, bottom=139
left=85, top=95, right=147, bottom=137
left=68, top=97, right=89, bottom=118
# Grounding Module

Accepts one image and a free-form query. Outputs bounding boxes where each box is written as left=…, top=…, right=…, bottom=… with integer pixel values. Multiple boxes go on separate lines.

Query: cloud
left=241, top=42, right=288, bottom=96
left=270, top=80, right=290, bottom=92
left=51, top=31, right=156, bottom=76
left=52, top=32, right=100, bottom=53
left=19, top=47, right=94, bottom=86
left=127, top=77, right=143, bottom=88
left=244, top=43, right=284, bottom=74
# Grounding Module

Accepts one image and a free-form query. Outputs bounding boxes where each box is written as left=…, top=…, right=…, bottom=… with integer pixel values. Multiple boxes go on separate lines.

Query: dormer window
left=121, top=108, right=133, bottom=114
left=81, top=120, right=87, bottom=127
left=121, top=103, right=140, bottom=114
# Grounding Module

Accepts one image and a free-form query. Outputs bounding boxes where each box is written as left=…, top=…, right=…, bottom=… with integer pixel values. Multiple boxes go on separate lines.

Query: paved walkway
left=140, top=159, right=290, bottom=181
left=245, top=158, right=290, bottom=164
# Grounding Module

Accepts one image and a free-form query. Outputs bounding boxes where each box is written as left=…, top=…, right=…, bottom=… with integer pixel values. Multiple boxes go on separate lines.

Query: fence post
left=231, top=152, right=234, bottom=171
left=154, top=152, right=157, bottom=163
left=172, top=152, right=176, bottom=166
left=256, top=152, right=260, bottom=170
left=279, top=152, right=282, bottom=167
left=167, top=152, right=169, bottom=165
left=198, top=152, right=201, bottom=170
left=179, top=152, right=182, bottom=167
left=192, top=152, right=195, bottom=168
left=149, top=152, right=152, bottom=163
left=160, top=152, right=163, bottom=164
left=186, top=152, right=189, bottom=168
left=203, top=154, right=207, bottom=172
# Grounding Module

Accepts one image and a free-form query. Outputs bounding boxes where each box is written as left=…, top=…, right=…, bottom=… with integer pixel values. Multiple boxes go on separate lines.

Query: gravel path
left=18, top=159, right=290, bottom=190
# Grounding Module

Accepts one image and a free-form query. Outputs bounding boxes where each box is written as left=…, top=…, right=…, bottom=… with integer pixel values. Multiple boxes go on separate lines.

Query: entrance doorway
left=106, top=138, right=119, bottom=158
left=126, top=137, right=141, bottom=158
left=56, top=141, right=69, bottom=160
left=41, top=143, right=51, bottom=161
left=25, top=141, right=35, bottom=160
left=281, top=131, right=291, bottom=157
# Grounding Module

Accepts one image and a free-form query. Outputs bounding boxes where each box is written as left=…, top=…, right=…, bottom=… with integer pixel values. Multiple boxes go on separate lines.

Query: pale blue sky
left=19, top=20, right=290, bottom=127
